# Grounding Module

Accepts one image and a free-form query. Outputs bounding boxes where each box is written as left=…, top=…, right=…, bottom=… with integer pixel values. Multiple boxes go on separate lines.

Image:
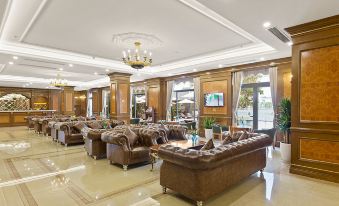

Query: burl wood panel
left=0, top=113, right=10, bottom=123
left=119, top=83, right=129, bottom=114
left=202, top=80, right=227, bottom=114
left=110, top=83, right=116, bottom=114
left=300, top=45, right=339, bottom=122
left=92, top=92, right=99, bottom=113
left=13, top=113, right=26, bottom=123
left=283, top=72, right=292, bottom=99
left=148, top=87, right=159, bottom=109
left=65, top=92, right=73, bottom=112
left=300, top=138, right=339, bottom=164
left=52, top=94, right=59, bottom=111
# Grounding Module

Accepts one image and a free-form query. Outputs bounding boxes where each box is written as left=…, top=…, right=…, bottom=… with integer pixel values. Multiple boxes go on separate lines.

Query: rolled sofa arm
left=158, top=134, right=272, bottom=170
left=101, top=131, right=131, bottom=151
left=60, top=124, right=72, bottom=136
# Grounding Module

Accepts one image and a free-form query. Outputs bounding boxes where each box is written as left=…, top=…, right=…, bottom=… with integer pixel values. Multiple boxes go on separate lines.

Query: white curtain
left=193, top=77, right=200, bottom=128
left=86, top=90, right=92, bottom=117
left=232, top=71, right=243, bottom=126
left=269, top=67, right=278, bottom=123
left=166, top=81, right=174, bottom=121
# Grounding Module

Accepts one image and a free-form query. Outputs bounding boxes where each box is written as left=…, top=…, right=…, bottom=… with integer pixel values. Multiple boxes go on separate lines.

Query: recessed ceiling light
left=105, top=69, right=109, bottom=72
left=260, top=57, right=265, bottom=61
left=68, top=64, right=73, bottom=67
left=287, top=41, right=293, bottom=46
left=94, top=72, right=98, bottom=75
left=58, top=68, right=63, bottom=71
left=13, top=56, right=18, bottom=60
left=8, top=61, right=14, bottom=65
left=206, top=72, right=211, bottom=75
left=263, top=22, right=271, bottom=28
left=29, top=82, right=32, bottom=85
left=218, top=64, right=223, bottom=68
left=168, top=73, right=173, bottom=76
left=193, top=69, right=197, bottom=72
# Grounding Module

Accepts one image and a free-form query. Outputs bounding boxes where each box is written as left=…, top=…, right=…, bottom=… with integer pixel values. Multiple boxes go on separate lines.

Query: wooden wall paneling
left=199, top=71, right=232, bottom=135
left=74, top=91, right=87, bottom=117
left=108, top=72, right=131, bottom=123
left=146, top=78, right=166, bottom=122
left=60, top=86, right=75, bottom=115
left=285, top=15, right=339, bottom=183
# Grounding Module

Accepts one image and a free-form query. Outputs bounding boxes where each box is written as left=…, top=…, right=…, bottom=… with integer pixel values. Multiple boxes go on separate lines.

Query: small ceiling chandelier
left=122, top=42, right=152, bottom=69
left=50, top=73, right=68, bottom=87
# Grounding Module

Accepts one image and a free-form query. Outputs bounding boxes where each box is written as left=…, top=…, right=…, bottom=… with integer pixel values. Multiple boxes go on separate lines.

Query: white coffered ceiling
left=0, top=0, right=338, bottom=90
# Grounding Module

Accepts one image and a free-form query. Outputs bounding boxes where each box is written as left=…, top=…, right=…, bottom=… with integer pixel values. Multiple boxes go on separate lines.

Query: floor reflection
left=0, top=141, right=31, bottom=154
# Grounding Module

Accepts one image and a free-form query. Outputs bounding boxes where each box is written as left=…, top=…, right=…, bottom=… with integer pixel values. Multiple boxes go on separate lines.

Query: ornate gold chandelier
left=122, top=42, right=152, bottom=69
left=50, top=73, right=68, bottom=87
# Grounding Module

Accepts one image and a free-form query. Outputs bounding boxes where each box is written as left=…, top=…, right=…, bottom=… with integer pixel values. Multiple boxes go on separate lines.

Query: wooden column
left=60, top=86, right=75, bottom=115
left=285, top=15, right=339, bottom=183
left=108, top=72, right=131, bottom=123
left=49, top=89, right=62, bottom=113
left=146, top=78, right=167, bottom=122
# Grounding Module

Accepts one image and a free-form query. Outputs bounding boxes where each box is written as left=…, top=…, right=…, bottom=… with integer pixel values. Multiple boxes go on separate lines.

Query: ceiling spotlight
left=13, top=56, right=18, bottom=60
left=260, top=57, right=265, bottom=61
left=168, top=73, right=173, bottom=76
left=8, top=61, right=14, bottom=65
left=94, top=72, right=98, bottom=75
left=193, top=69, right=197, bottom=72
left=206, top=72, right=211, bottom=75
left=58, top=68, right=63, bottom=71
left=105, top=69, right=109, bottom=72
left=263, top=22, right=271, bottom=29
left=218, top=64, right=223, bottom=68
left=68, top=64, right=73, bottom=67
left=287, top=41, right=293, bottom=46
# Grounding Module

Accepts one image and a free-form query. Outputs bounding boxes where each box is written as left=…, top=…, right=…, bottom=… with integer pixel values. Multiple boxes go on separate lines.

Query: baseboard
left=290, top=164, right=339, bottom=183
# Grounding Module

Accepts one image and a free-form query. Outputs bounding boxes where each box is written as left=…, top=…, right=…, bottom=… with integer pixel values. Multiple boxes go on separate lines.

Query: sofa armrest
left=101, top=131, right=131, bottom=151
left=60, top=124, right=72, bottom=136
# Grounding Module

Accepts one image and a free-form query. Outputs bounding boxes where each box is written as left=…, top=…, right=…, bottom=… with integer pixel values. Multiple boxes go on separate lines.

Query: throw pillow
left=238, top=131, right=249, bottom=141
left=222, top=134, right=233, bottom=145
left=74, top=122, right=87, bottom=133
left=200, top=139, right=215, bottom=151
left=124, top=127, right=138, bottom=146
left=232, top=131, right=244, bottom=141
left=88, top=121, right=103, bottom=129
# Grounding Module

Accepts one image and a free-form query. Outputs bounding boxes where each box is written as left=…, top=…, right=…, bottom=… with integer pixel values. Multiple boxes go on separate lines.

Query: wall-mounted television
left=204, top=93, right=224, bottom=107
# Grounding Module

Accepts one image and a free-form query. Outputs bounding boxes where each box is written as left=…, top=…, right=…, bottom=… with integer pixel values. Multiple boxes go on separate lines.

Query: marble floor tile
left=0, top=126, right=338, bottom=206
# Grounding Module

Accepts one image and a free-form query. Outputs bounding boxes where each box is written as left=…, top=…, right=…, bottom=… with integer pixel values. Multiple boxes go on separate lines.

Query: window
left=87, top=91, right=93, bottom=117
left=236, top=71, right=274, bottom=130
left=131, top=86, right=146, bottom=119
left=102, top=89, right=110, bottom=118
left=170, top=79, right=197, bottom=121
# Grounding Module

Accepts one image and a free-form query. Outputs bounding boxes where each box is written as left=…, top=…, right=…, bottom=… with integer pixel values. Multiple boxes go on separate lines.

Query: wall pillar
left=285, top=15, right=339, bottom=183
left=60, top=86, right=75, bottom=115
left=146, top=78, right=167, bottom=122
left=108, top=72, right=131, bottom=123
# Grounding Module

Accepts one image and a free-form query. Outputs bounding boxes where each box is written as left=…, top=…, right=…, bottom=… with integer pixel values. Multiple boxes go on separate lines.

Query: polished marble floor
left=0, top=126, right=338, bottom=206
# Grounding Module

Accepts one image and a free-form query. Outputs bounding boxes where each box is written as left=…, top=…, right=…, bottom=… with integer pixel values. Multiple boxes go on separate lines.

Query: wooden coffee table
left=149, top=139, right=206, bottom=171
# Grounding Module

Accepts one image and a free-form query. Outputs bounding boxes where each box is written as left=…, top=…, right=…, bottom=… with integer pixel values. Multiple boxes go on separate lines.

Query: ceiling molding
left=178, top=0, right=261, bottom=43
left=19, top=0, right=48, bottom=42
left=0, top=0, right=12, bottom=40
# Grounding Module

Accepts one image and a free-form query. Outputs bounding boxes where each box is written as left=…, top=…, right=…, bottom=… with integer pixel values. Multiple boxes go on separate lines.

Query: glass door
left=237, top=82, right=273, bottom=130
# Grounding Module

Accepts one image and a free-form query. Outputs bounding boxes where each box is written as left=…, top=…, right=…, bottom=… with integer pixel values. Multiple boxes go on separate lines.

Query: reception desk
left=0, top=110, right=56, bottom=127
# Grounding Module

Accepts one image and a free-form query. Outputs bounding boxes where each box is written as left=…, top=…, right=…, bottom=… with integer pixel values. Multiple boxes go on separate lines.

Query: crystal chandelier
left=122, top=42, right=152, bottom=69
left=50, top=73, right=68, bottom=87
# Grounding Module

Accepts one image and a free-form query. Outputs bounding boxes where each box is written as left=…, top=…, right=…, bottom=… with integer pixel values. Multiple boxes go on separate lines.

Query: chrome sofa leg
left=123, top=165, right=128, bottom=171
left=197, top=201, right=203, bottom=206
left=65, top=143, right=68, bottom=147
left=260, top=169, right=264, bottom=173
left=93, top=156, right=97, bottom=160
left=162, top=186, right=167, bottom=194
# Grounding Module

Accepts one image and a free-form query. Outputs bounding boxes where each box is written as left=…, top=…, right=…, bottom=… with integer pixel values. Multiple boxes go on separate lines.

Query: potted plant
left=276, top=98, right=291, bottom=163
left=203, top=117, right=215, bottom=140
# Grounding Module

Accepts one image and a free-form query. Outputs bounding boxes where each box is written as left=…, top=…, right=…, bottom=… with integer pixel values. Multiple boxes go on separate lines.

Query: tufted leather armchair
left=101, top=126, right=160, bottom=171
left=167, top=124, right=188, bottom=140
left=83, top=119, right=125, bottom=159
left=59, top=123, right=84, bottom=146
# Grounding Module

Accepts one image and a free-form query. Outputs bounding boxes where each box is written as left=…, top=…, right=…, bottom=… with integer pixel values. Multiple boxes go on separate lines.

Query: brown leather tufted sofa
left=101, top=126, right=160, bottom=171
left=158, top=134, right=272, bottom=206
left=84, top=120, right=124, bottom=159
left=146, top=123, right=188, bottom=141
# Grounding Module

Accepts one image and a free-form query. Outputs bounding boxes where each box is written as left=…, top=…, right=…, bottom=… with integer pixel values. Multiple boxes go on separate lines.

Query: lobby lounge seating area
left=0, top=2, right=338, bottom=206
